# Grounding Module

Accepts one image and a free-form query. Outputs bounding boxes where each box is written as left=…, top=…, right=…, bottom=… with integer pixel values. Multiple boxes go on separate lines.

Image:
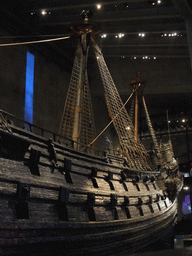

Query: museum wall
left=90, top=55, right=192, bottom=96
left=0, top=32, right=192, bottom=156
left=88, top=54, right=192, bottom=154
left=0, top=37, right=71, bottom=134
left=0, top=45, right=26, bottom=120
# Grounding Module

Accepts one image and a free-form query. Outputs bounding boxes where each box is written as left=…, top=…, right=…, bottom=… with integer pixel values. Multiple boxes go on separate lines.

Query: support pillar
left=172, top=0, right=192, bottom=69
left=185, top=17, right=192, bottom=70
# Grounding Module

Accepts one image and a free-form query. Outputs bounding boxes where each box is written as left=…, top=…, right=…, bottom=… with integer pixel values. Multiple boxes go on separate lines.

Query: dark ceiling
left=0, top=0, right=191, bottom=71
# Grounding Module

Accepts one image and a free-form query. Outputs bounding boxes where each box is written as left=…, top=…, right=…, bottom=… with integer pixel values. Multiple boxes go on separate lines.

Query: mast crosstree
left=59, top=11, right=97, bottom=151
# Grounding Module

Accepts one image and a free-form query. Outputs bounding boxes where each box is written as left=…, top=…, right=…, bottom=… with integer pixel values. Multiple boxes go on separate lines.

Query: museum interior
left=0, top=0, right=192, bottom=255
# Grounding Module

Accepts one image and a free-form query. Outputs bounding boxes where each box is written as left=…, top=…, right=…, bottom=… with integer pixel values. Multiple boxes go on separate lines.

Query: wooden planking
left=67, top=205, right=89, bottom=222
left=94, top=206, right=114, bottom=221
left=116, top=206, right=127, bottom=220
left=95, top=178, right=111, bottom=193
left=0, top=198, right=15, bottom=222
left=112, top=180, right=126, bottom=193
left=158, top=201, right=167, bottom=211
left=139, top=183, right=150, bottom=192
left=129, top=206, right=142, bottom=218
left=68, top=193, right=87, bottom=204
left=30, top=187, right=58, bottom=201
left=0, top=126, right=180, bottom=256
left=95, top=195, right=107, bottom=205
left=0, top=182, right=17, bottom=195
left=29, top=202, right=59, bottom=223
left=142, top=205, right=153, bottom=215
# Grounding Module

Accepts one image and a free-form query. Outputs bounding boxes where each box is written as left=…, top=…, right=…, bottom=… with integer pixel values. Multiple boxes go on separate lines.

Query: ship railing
left=0, top=109, right=121, bottom=159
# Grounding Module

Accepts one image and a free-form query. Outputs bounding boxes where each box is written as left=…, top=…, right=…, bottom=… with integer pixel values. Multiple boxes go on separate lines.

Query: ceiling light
left=157, top=0, right=162, bottom=4
left=152, top=2, right=155, bottom=5
left=134, top=57, right=137, bottom=59
left=118, top=33, right=124, bottom=38
left=183, top=186, right=189, bottom=190
left=101, top=34, right=107, bottom=38
left=41, top=10, right=47, bottom=15
left=97, top=56, right=99, bottom=59
left=154, top=57, right=157, bottom=59
left=182, top=119, right=186, bottom=123
left=126, top=126, right=130, bottom=130
left=97, top=4, right=101, bottom=9
left=139, top=33, right=145, bottom=37
left=164, top=33, right=167, bottom=36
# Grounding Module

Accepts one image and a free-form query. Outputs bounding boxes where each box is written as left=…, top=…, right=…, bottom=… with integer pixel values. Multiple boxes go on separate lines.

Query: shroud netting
left=59, top=41, right=96, bottom=148
left=92, top=39, right=152, bottom=170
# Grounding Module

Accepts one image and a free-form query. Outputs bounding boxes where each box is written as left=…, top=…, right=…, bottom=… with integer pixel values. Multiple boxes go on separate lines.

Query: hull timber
left=0, top=123, right=182, bottom=255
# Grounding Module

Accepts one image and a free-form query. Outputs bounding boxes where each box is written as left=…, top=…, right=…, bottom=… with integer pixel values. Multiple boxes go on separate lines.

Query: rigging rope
left=92, top=38, right=152, bottom=170
left=142, top=95, right=162, bottom=163
left=0, top=36, right=70, bottom=47
left=88, top=91, right=134, bottom=147
left=0, top=113, right=12, bottom=133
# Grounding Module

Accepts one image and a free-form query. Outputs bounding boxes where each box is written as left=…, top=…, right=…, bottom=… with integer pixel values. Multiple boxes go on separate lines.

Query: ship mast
left=59, top=11, right=98, bottom=150
left=129, top=73, right=144, bottom=143
left=72, top=13, right=89, bottom=147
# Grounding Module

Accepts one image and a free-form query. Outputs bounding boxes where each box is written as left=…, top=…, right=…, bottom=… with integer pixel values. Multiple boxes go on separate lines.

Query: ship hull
left=0, top=126, right=180, bottom=255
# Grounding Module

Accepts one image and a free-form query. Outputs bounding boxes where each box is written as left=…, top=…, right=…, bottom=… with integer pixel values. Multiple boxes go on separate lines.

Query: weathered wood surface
left=0, top=128, right=180, bottom=255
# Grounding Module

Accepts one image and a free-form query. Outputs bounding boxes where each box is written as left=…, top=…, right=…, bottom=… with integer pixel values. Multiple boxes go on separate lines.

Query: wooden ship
left=0, top=11, right=183, bottom=256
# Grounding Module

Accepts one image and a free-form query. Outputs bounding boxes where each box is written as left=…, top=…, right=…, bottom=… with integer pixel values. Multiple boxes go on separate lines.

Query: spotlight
left=97, top=4, right=101, bottom=9
left=101, top=34, right=107, bottom=38
left=41, top=10, right=47, bottom=15
left=118, top=33, right=124, bottom=38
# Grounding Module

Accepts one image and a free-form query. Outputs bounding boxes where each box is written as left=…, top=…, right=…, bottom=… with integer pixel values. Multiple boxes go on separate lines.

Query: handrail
left=0, top=109, right=122, bottom=158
